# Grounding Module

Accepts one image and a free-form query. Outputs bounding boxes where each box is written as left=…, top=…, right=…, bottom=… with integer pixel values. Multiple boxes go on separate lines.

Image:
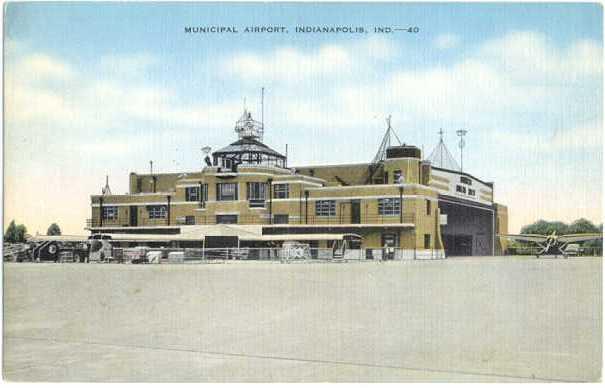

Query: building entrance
left=439, top=196, right=494, bottom=256
left=442, top=234, right=473, bottom=256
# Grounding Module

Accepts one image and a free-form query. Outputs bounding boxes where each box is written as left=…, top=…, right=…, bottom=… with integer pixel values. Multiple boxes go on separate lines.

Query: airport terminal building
left=87, top=110, right=508, bottom=257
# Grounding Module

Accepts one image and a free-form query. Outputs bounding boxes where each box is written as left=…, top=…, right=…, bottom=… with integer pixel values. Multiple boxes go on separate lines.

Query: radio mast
left=456, top=129, right=468, bottom=172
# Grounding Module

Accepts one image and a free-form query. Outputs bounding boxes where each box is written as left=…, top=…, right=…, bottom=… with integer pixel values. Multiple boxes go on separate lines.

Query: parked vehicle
left=563, top=243, right=582, bottom=257
left=33, top=240, right=90, bottom=262
left=123, top=246, right=151, bottom=264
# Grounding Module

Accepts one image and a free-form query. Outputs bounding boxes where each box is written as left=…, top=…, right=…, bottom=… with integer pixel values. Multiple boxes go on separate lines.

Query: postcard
left=3, top=2, right=602, bottom=382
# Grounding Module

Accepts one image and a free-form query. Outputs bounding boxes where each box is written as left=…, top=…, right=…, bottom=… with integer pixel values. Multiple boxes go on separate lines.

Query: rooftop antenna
left=426, top=128, right=460, bottom=170
left=456, top=129, right=468, bottom=172
left=366, top=115, right=403, bottom=183
left=439, top=128, right=444, bottom=166
left=101, top=175, right=112, bottom=195
left=148, top=161, right=157, bottom=193
left=371, top=115, right=402, bottom=164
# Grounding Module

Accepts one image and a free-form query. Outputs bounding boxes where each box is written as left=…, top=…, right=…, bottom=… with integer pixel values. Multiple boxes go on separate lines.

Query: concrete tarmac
left=3, top=257, right=602, bottom=382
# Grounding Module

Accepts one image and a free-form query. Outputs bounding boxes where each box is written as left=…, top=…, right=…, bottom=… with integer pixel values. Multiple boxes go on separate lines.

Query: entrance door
left=380, top=232, right=399, bottom=260
left=130, top=206, right=138, bottom=226
left=351, top=200, right=361, bottom=224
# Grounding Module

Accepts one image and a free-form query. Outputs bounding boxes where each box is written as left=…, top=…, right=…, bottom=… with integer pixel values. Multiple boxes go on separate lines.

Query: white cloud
left=224, top=45, right=352, bottom=82
left=487, top=120, right=603, bottom=152
left=99, top=53, right=158, bottom=77
left=271, top=31, right=601, bottom=135
left=5, top=83, right=81, bottom=126
left=4, top=52, right=244, bottom=135
left=199, top=30, right=602, bottom=149
left=478, top=31, right=602, bottom=83
left=18, top=53, right=75, bottom=81
left=550, top=121, right=603, bottom=149
left=223, top=36, right=398, bottom=84
left=434, top=34, right=460, bottom=49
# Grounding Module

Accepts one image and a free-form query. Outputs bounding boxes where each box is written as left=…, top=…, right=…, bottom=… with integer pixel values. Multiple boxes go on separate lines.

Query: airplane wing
left=558, top=234, right=603, bottom=244
left=498, top=234, right=548, bottom=243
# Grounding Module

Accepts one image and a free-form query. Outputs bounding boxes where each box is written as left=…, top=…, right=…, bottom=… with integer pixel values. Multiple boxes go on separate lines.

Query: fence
left=100, top=247, right=446, bottom=264
left=506, top=246, right=603, bottom=257
left=3, top=243, right=32, bottom=262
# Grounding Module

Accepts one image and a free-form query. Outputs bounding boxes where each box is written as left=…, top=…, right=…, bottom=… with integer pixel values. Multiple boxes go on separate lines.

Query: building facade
left=88, top=110, right=508, bottom=256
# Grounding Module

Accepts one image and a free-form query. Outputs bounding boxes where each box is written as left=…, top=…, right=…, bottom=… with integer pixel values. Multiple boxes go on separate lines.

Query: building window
left=185, top=216, right=195, bottom=225
left=456, top=185, right=466, bottom=194
left=468, top=189, right=476, bottom=196
left=274, top=183, right=289, bottom=199
left=460, top=176, right=472, bottom=185
left=216, top=214, right=238, bottom=224
left=247, top=182, right=267, bottom=208
left=273, top=214, right=289, bottom=224
left=426, top=199, right=431, bottom=215
left=221, top=158, right=233, bottom=170
left=378, top=198, right=401, bottom=216
left=185, top=187, right=199, bottom=202
left=147, top=205, right=167, bottom=219
left=217, top=183, right=238, bottom=201
left=315, top=200, right=336, bottom=217
left=102, top=206, right=118, bottom=220
left=424, top=234, right=431, bottom=249
left=185, top=185, right=207, bottom=203
left=393, top=170, right=403, bottom=184
left=381, top=233, right=399, bottom=247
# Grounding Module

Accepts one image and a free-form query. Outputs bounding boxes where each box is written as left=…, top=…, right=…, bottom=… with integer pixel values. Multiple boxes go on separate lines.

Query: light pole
left=456, top=129, right=467, bottom=172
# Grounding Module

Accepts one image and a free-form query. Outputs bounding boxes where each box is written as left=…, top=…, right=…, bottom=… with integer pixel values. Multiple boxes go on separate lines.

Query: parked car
left=563, top=244, right=583, bottom=257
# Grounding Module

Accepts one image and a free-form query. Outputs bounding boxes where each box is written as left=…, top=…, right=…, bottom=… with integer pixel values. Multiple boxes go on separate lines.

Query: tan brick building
left=88, top=110, right=507, bottom=257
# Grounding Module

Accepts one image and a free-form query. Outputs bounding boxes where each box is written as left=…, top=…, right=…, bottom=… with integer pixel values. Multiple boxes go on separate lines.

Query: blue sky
left=4, top=2, right=603, bottom=234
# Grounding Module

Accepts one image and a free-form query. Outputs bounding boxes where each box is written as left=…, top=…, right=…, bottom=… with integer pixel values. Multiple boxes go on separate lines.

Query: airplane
left=499, top=231, right=602, bottom=258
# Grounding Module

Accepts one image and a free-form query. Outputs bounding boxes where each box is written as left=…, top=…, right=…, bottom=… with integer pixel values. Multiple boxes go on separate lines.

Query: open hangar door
left=439, top=196, right=495, bottom=256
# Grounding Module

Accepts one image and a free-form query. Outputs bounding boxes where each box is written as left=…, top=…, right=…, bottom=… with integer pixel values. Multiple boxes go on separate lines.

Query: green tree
left=520, top=218, right=601, bottom=235
left=47, top=223, right=61, bottom=236
left=15, top=224, right=27, bottom=242
left=567, top=218, right=599, bottom=234
left=4, top=220, right=17, bottom=243
left=4, top=220, right=27, bottom=243
left=521, top=219, right=568, bottom=235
